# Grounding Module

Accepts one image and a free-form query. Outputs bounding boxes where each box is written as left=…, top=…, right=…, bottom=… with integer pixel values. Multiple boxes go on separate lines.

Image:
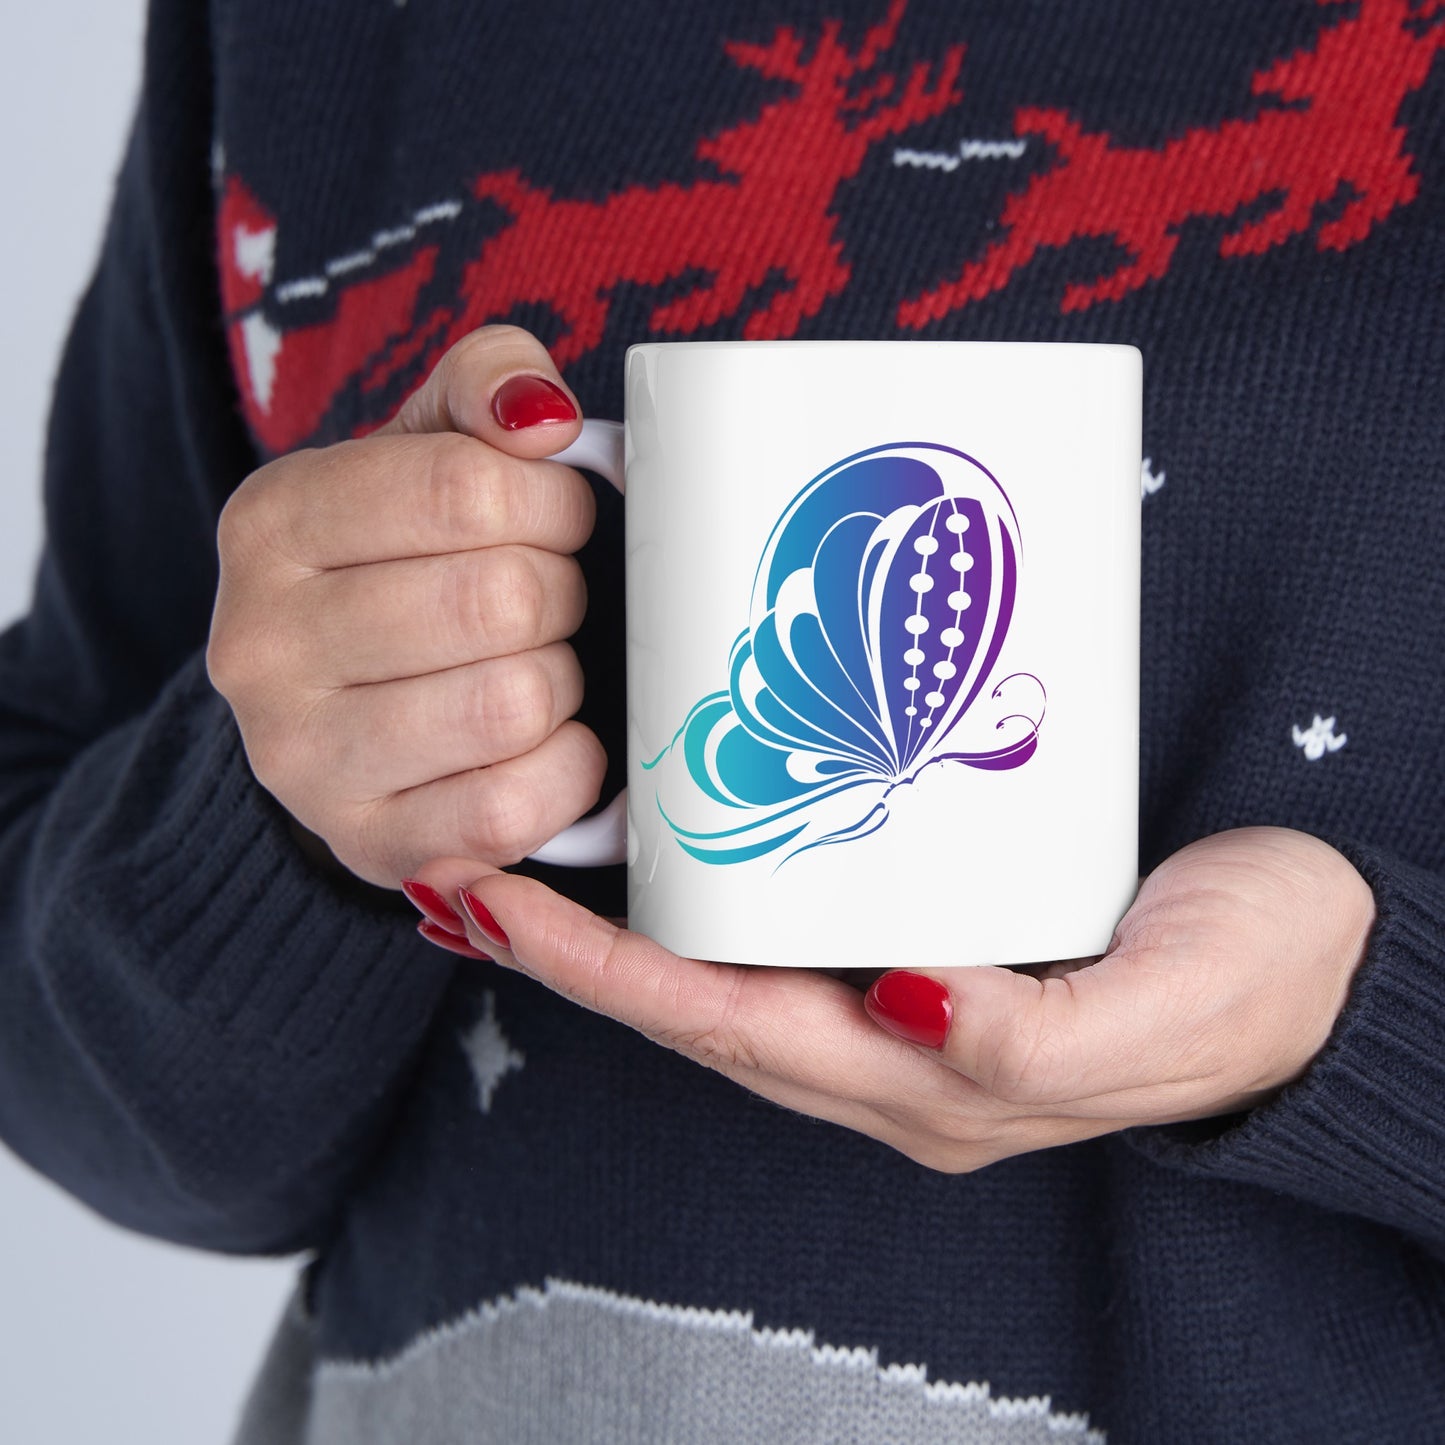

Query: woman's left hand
left=406, top=826, right=1376, bottom=1171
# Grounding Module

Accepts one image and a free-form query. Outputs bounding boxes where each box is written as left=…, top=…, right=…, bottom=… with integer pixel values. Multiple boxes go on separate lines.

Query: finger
left=233, top=437, right=597, bottom=572
left=373, top=720, right=608, bottom=873
left=416, top=918, right=494, bottom=961
left=399, top=858, right=905, bottom=1134
left=448, top=870, right=956, bottom=1108
left=305, top=642, right=584, bottom=797
left=436, top=873, right=1140, bottom=1164
left=295, top=546, right=586, bottom=684
left=402, top=864, right=1150, bottom=1168
left=377, top=324, right=584, bottom=460
left=399, top=876, right=472, bottom=937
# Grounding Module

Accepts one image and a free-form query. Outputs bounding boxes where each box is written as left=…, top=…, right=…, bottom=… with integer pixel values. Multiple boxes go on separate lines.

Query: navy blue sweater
left=2, top=1, right=1444, bottom=1440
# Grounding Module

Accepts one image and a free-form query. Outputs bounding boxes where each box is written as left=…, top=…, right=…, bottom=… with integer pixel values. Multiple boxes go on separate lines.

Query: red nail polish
left=401, top=879, right=466, bottom=935
left=458, top=888, right=511, bottom=950
left=491, top=375, right=577, bottom=430
left=864, top=971, right=953, bottom=1050
left=417, top=919, right=493, bottom=961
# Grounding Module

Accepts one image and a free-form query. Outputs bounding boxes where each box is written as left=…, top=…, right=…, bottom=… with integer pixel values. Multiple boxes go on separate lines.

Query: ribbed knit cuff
left=1126, top=843, right=1445, bottom=1248
left=66, top=652, right=452, bottom=1065
left=20, top=653, right=457, bottom=1249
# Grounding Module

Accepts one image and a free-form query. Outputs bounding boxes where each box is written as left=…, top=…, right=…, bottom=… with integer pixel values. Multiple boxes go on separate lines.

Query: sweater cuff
left=65, top=652, right=450, bottom=1064
left=1126, top=842, right=1445, bottom=1247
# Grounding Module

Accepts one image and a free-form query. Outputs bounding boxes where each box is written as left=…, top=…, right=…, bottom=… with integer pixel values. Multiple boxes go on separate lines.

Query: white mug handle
left=526, top=419, right=629, bottom=867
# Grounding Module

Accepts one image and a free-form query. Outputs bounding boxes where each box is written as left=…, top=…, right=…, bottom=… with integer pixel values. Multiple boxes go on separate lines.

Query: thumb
left=864, top=957, right=1169, bottom=1110
left=377, top=323, right=583, bottom=459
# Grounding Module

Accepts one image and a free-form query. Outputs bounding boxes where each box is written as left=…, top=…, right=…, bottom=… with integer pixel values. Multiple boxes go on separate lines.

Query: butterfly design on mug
left=644, top=443, right=1046, bottom=866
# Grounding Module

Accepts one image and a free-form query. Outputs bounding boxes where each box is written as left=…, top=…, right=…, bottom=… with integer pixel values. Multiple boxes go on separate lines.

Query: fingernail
left=491, top=374, right=577, bottom=430
left=401, top=879, right=466, bottom=935
left=864, top=971, right=953, bottom=1050
left=417, top=919, right=493, bottom=961
left=458, top=888, right=511, bottom=951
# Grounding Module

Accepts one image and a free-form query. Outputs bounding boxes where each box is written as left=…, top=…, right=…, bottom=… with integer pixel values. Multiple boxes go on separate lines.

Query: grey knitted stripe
left=234, top=1278, right=1105, bottom=1445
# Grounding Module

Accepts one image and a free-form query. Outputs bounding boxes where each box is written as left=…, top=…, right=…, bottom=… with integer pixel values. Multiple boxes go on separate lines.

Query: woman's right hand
left=206, top=325, right=605, bottom=888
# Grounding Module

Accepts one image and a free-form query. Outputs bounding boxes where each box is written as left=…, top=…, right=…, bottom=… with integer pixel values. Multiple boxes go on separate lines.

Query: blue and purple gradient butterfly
left=644, top=442, right=1045, bottom=866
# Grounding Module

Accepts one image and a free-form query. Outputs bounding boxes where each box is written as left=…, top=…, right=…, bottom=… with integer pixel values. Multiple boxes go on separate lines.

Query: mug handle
left=526, top=419, right=629, bottom=868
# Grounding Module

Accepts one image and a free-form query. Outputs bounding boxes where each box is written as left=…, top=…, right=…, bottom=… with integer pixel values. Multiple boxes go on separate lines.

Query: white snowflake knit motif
left=1292, top=714, right=1347, bottom=760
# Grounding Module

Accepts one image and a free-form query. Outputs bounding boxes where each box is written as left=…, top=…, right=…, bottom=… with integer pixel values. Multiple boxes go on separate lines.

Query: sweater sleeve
left=0, top=0, right=453, bottom=1255
left=1126, top=843, right=1445, bottom=1255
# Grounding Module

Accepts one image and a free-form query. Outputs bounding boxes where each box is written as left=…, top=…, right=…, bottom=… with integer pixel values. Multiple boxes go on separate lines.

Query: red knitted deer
left=898, top=0, right=1445, bottom=327
left=222, top=1, right=963, bottom=454
left=385, top=0, right=963, bottom=377
left=222, top=0, right=1440, bottom=457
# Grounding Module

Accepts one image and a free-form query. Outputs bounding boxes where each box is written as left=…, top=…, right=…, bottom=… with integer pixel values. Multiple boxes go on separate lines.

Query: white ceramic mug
left=536, top=340, right=1141, bottom=969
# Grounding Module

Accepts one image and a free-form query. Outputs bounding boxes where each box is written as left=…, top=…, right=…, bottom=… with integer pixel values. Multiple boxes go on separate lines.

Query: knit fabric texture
left=0, top=1, right=1442, bottom=1441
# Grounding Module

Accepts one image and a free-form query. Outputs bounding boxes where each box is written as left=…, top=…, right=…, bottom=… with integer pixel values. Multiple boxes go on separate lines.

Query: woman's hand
left=207, top=326, right=604, bottom=888
left=409, top=827, right=1376, bottom=1170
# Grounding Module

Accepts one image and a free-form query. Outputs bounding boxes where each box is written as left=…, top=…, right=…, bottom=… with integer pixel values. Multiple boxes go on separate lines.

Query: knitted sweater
left=1, top=0, right=1443, bottom=1440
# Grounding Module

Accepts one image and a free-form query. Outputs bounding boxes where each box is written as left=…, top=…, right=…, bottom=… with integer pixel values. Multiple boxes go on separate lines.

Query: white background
left=0, top=7, right=296, bottom=1441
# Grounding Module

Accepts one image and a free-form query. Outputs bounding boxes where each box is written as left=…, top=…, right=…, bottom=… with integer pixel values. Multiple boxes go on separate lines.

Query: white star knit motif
left=459, top=992, right=525, bottom=1114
